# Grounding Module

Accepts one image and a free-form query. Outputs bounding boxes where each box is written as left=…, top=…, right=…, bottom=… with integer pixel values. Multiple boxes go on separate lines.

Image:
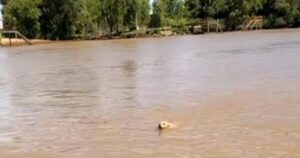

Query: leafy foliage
left=1, top=0, right=300, bottom=39
left=150, top=0, right=187, bottom=28
left=3, top=0, right=41, bottom=38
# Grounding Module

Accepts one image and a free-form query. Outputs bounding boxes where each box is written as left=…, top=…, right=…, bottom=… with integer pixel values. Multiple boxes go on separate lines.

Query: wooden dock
left=0, top=30, right=32, bottom=46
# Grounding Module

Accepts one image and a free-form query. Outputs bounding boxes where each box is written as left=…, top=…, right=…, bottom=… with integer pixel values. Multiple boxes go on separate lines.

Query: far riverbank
left=1, top=28, right=300, bottom=47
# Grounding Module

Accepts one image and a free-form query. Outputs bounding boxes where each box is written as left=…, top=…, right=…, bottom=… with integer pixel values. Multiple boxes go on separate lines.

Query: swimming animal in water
left=158, top=121, right=175, bottom=130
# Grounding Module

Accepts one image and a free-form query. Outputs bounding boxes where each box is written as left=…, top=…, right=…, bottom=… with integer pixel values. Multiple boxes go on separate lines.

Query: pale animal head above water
left=158, top=121, right=175, bottom=130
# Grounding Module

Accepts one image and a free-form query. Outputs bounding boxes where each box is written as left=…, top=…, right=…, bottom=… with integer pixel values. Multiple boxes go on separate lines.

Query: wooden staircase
left=240, top=16, right=263, bottom=31
left=0, top=30, right=32, bottom=46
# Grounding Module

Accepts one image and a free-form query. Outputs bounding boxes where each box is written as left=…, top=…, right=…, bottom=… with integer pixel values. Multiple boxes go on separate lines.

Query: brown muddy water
left=0, top=29, right=300, bottom=158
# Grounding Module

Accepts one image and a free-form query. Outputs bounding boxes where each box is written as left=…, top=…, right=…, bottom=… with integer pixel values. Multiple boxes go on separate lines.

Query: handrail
left=0, top=30, right=32, bottom=45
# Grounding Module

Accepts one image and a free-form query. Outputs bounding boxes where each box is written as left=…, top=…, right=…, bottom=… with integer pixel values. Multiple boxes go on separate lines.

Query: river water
left=0, top=29, right=300, bottom=158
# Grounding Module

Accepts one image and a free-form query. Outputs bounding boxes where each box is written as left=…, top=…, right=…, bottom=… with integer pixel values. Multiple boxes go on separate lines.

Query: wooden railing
left=198, top=19, right=223, bottom=32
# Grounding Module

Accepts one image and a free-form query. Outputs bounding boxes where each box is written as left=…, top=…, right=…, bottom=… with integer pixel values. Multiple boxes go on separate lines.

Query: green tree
left=185, top=0, right=201, bottom=19
left=86, top=0, right=102, bottom=30
left=0, top=0, right=9, bottom=5
left=225, top=0, right=265, bottom=29
left=150, top=0, right=164, bottom=27
left=137, top=0, right=151, bottom=28
left=150, top=0, right=187, bottom=28
left=39, top=0, right=98, bottom=39
left=39, top=0, right=75, bottom=39
left=75, top=0, right=100, bottom=35
left=123, top=0, right=138, bottom=30
left=122, top=0, right=150, bottom=31
left=262, top=0, right=300, bottom=28
left=2, top=0, right=300, bottom=39
left=100, top=0, right=127, bottom=34
left=185, top=0, right=265, bottom=30
left=3, top=0, right=41, bottom=38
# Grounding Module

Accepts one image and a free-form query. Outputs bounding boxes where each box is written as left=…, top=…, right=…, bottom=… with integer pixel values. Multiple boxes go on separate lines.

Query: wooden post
left=135, top=12, right=138, bottom=37
left=0, top=32, right=2, bottom=45
left=207, top=20, right=210, bottom=33
left=216, top=19, right=219, bottom=32
left=15, top=32, right=18, bottom=45
left=9, top=33, right=12, bottom=47
left=220, top=20, right=223, bottom=32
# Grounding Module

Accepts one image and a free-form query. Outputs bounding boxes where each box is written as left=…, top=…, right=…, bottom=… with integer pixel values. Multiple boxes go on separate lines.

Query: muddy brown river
left=0, top=29, right=300, bottom=158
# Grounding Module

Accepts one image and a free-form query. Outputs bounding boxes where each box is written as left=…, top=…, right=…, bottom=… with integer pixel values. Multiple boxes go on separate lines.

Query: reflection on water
left=0, top=29, right=300, bottom=158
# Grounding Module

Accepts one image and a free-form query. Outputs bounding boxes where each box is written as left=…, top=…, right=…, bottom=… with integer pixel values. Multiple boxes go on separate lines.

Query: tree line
left=1, top=0, right=300, bottom=39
